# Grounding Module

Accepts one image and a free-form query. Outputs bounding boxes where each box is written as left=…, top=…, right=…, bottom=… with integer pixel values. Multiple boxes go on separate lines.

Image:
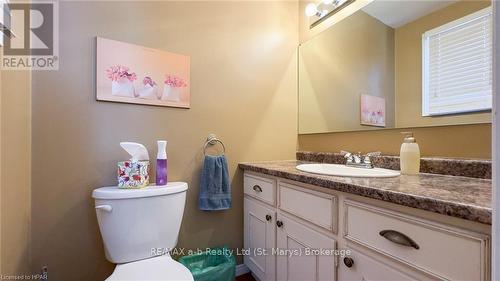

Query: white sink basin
left=296, top=163, right=400, bottom=178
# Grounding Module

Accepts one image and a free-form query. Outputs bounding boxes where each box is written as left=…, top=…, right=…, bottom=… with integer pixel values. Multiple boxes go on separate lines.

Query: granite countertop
left=239, top=160, right=492, bottom=224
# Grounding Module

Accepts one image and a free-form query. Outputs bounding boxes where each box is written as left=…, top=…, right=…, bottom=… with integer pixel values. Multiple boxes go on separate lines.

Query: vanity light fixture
left=305, top=3, right=330, bottom=18
left=305, top=3, right=321, bottom=17
left=305, top=0, right=355, bottom=28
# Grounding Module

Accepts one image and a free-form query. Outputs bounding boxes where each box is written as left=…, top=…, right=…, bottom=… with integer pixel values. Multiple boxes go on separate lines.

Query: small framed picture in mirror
left=360, top=94, right=386, bottom=127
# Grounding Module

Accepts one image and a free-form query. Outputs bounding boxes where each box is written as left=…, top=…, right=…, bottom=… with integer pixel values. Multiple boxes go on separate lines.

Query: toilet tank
left=92, top=182, right=188, bottom=264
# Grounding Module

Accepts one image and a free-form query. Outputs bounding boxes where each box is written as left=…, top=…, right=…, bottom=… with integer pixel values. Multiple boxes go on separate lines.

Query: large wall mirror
left=298, top=0, right=492, bottom=134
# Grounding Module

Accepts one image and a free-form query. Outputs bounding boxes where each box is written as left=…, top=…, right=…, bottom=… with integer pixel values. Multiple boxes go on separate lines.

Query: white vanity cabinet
left=243, top=173, right=278, bottom=281
left=276, top=214, right=336, bottom=281
left=244, top=173, right=337, bottom=281
left=244, top=197, right=276, bottom=281
left=243, top=171, right=490, bottom=281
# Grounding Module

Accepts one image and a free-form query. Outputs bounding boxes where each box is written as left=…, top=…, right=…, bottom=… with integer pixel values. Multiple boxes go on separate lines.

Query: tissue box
left=117, top=160, right=150, bottom=189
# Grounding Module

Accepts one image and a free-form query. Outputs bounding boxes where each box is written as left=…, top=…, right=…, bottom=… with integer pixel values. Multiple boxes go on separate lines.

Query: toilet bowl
left=92, top=182, right=193, bottom=281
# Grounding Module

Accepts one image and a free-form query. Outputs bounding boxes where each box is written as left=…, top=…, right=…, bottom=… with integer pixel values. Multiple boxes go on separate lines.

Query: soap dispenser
left=400, top=132, right=420, bottom=175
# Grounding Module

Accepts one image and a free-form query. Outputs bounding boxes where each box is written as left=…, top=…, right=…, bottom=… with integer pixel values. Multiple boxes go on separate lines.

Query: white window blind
left=422, top=6, right=492, bottom=116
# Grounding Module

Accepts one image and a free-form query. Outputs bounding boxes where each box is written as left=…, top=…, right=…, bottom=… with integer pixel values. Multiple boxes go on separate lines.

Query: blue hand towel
left=199, top=155, right=231, bottom=211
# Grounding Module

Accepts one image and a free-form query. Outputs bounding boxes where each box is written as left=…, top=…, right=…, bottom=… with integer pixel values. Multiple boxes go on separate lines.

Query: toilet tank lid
left=92, top=182, right=188, bottom=199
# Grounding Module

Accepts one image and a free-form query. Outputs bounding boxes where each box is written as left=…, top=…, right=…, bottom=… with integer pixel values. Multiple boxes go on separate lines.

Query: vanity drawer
left=278, top=182, right=337, bottom=232
left=344, top=200, right=489, bottom=281
left=244, top=173, right=276, bottom=206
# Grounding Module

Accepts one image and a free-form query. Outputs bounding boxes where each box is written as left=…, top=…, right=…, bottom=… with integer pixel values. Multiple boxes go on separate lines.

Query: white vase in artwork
left=111, top=80, right=135, bottom=97
left=138, top=85, right=158, bottom=100
left=162, top=85, right=181, bottom=102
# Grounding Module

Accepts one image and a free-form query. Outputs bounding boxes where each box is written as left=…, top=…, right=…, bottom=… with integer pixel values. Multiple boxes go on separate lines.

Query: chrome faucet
left=340, top=151, right=381, bottom=169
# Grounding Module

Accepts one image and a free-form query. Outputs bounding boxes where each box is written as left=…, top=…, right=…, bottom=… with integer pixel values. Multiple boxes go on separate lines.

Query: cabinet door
left=276, top=215, right=336, bottom=281
left=244, top=198, right=276, bottom=281
left=338, top=249, right=416, bottom=281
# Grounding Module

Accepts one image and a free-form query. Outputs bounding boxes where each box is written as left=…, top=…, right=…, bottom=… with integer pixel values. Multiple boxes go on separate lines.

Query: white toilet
left=92, top=182, right=194, bottom=281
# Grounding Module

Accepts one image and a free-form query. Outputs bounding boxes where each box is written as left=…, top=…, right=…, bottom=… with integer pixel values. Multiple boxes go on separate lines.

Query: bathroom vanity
left=239, top=152, right=491, bottom=281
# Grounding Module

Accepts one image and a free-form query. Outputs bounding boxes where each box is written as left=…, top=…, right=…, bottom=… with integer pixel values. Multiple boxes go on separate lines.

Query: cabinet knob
left=253, top=185, right=263, bottom=193
left=276, top=220, right=283, bottom=228
left=266, top=214, right=272, bottom=221
left=343, top=257, right=354, bottom=268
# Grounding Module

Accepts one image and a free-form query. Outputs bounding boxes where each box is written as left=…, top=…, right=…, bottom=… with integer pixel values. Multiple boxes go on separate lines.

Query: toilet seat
left=106, top=255, right=194, bottom=281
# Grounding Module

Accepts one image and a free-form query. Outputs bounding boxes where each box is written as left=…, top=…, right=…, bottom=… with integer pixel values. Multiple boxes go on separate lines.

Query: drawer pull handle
left=276, top=220, right=284, bottom=228
left=343, top=257, right=354, bottom=268
left=266, top=215, right=272, bottom=221
left=253, top=185, right=263, bottom=193
left=379, top=230, right=419, bottom=250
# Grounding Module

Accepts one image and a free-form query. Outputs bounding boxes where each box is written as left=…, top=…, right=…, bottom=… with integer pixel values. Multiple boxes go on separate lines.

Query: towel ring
left=203, top=134, right=226, bottom=156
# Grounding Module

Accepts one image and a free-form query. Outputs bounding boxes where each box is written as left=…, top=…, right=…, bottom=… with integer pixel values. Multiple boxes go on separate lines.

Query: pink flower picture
left=360, top=94, right=386, bottom=127
left=96, top=37, right=190, bottom=108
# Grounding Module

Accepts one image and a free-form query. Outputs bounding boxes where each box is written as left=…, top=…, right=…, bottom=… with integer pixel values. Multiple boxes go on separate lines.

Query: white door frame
left=492, top=1, right=499, bottom=280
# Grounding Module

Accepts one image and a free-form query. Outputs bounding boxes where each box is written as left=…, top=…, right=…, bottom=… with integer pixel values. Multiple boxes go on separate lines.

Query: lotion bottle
left=400, top=132, right=420, bottom=175
left=156, top=140, right=168, bottom=186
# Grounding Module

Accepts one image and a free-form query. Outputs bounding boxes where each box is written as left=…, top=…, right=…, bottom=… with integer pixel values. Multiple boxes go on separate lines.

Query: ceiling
left=362, top=0, right=457, bottom=28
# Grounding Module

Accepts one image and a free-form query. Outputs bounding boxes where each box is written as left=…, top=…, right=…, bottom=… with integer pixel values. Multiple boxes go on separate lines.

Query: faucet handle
left=341, top=150, right=353, bottom=160
left=341, top=150, right=354, bottom=163
left=362, top=152, right=379, bottom=168
left=363, top=155, right=372, bottom=164
left=340, top=150, right=351, bottom=157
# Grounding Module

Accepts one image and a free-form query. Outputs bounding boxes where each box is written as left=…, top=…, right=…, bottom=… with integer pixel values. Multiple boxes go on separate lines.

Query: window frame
left=422, top=6, right=493, bottom=117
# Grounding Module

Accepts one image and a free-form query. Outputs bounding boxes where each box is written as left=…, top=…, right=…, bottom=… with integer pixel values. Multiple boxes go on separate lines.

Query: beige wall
left=395, top=0, right=491, bottom=127
left=30, top=1, right=298, bottom=280
left=0, top=0, right=33, bottom=273
left=299, top=123, right=491, bottom=159
left=0, top=68, right=32, bottom=273
left=299, top=11, right=395, bottom=133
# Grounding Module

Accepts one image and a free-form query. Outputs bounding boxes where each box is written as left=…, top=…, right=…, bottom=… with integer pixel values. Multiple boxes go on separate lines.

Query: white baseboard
left=235, top=263, right=250, bottom=277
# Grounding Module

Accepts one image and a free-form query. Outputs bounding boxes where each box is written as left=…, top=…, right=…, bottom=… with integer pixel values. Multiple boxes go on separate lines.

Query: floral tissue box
left=117, top=160, right=150, bottom=189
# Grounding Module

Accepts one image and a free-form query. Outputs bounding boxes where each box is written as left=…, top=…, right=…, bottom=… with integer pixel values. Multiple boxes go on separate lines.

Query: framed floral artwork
left=360, top=94, right=386, bottom=127
left=96, top=37, right=190, bottom=108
